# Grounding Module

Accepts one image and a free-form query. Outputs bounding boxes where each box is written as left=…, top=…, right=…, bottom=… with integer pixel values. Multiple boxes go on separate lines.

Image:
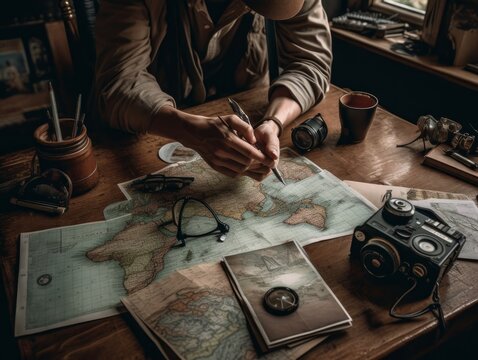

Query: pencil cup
left=33, top=118, right=99, bottom=195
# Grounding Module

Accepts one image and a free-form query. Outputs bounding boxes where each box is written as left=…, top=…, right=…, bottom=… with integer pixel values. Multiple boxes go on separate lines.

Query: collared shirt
left=95, top=0, right=332, bottom=133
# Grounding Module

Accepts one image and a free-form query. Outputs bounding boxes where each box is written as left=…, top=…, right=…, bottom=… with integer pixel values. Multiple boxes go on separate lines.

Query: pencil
left=48, top=82, right=63, bottom=141
left=227, top=98, right=286, bottom=185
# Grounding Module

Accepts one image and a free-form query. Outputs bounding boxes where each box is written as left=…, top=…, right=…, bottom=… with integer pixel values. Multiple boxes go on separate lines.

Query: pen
left=46, top=108, right=56, bottom=141
left=76, top=113, right=86, bottom=136
left=10, top=197, right=66, bottom=215
left=72, top=93, right=82, bottom=137
left=227, top=98, right=286, bottom=185
left=444, top=149, right=478, bottom=171
left=48, top=81, right=63, bottom=141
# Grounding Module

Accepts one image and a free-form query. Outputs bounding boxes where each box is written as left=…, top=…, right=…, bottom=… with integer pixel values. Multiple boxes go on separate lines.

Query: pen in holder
left=33, top=118, right=99, bottom=195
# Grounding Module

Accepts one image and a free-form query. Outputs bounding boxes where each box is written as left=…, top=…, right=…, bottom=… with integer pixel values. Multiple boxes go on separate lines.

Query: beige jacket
left=95, top=0, right=332, bottom=133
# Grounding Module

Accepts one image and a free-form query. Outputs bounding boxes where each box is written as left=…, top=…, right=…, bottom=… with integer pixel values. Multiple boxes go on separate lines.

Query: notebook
left=222, top=241, right=351, bottom=353
left=423, top=145, right=478, bottom=186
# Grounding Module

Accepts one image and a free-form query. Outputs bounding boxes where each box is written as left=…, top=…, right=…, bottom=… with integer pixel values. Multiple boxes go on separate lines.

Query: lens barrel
left=360, top=238, right=400, bottom=278
left=291, top=114, right=328, bottom=152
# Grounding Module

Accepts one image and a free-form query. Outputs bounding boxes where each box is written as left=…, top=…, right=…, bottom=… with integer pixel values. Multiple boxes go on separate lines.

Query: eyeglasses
left=131, top=174, right=194, bottom=192
left=159, top=196, right=230, bottom=247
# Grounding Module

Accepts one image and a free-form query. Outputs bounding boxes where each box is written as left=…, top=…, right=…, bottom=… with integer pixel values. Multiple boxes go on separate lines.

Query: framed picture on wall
left=0, top=20, right=74, bottom=153
left=0, top=38, right=31, bottom=98
left=0, top=22, right=56, bottom=101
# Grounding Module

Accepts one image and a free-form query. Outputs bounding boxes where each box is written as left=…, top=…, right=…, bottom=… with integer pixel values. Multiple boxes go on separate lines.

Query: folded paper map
left=122, top=262, right=326, bottom=360
left=16, top=148, right=374, bottom=336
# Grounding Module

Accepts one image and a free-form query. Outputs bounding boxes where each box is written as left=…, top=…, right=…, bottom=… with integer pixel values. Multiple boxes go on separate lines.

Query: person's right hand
left=151, top=107, right=275, bottom=180
left=182, top=114, right=276, bottom=179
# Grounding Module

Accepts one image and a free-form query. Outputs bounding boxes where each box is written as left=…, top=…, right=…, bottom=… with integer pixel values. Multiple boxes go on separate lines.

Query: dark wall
left=331, top=36, right=478, bottom=132
left=322, top=0, right=348, bottom=18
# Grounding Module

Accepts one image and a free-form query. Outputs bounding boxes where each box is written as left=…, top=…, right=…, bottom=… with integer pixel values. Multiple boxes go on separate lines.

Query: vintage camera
left=291, top=113, right=328, bottom=153
left=350, top=198, right=465, bottom=298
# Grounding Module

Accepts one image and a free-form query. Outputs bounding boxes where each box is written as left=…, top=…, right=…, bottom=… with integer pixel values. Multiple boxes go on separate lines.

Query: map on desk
left=15, top=148, right=376, bottom=336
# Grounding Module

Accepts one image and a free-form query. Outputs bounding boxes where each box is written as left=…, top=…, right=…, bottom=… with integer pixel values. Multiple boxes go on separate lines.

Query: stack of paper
left=222, top=241, right=352, bottom=353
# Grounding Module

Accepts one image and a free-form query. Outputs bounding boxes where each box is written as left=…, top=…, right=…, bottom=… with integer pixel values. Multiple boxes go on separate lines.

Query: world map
left=16, top=148, right=375, bottom=336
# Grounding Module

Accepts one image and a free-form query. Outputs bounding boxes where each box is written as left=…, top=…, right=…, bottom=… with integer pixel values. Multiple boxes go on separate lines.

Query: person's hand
left=180, top=114, right=275, bottom=179
left=254, top=120, right=281, bottom=164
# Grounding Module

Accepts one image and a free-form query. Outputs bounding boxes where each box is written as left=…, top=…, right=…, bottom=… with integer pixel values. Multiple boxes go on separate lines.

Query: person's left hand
left=245, top=120, right=281, bottom=181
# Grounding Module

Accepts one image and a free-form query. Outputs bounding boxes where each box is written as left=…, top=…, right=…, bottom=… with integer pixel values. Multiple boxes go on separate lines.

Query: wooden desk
left=1, top=86, right=477, bottom=359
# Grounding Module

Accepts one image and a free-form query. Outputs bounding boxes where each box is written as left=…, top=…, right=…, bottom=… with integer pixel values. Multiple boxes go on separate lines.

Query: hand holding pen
left=227, top=98, right=286, bottom=185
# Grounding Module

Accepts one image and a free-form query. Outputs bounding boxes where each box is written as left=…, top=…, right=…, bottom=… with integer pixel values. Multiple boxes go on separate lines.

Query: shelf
left=331, top=27, right=478, bottom=92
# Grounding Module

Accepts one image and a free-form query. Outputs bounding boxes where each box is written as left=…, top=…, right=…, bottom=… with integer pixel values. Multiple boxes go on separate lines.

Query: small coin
left=37, top=274, right=52, bottom=286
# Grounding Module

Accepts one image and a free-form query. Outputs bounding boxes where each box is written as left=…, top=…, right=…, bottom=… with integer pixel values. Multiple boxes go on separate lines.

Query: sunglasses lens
left=174, top=198, right=218, bottom=236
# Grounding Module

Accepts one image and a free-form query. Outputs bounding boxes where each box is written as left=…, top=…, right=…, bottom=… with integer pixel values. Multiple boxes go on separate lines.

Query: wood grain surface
left=1, top=85, right=477, bottom=359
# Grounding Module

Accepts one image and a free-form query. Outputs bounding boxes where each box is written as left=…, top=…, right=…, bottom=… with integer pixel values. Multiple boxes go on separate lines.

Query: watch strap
left=254, top=116, right=283, bottom=137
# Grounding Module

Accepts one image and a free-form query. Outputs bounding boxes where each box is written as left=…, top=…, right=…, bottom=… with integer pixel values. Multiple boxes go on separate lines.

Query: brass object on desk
left=398, top=114, right=477, bottom=154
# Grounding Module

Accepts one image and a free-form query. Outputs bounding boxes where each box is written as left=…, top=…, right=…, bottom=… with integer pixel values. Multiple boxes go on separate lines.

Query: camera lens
left=360, top=238, right=400, bottom=278
left=291, top=113, right=328, bottom=152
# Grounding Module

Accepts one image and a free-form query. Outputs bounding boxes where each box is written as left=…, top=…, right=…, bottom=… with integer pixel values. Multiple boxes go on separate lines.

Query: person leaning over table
left=95, top=0, right=332, bottom=180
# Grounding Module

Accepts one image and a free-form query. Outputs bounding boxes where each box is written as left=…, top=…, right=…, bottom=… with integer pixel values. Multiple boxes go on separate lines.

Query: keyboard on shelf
left=332, top=11, right=408, bottom=38
left=346, top=11, right=399, bottom=24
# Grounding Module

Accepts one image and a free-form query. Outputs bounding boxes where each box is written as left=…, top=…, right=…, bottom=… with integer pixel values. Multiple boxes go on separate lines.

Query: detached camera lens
left=291, top=114, right=328, bottom=152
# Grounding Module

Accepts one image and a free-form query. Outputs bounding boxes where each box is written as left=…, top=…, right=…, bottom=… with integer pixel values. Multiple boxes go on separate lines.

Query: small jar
left=33, top=118, right=99, bottom=195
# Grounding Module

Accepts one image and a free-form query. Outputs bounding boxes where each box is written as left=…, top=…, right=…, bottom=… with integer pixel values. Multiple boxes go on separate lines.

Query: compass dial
left=263, top=287, right=299, bottom=316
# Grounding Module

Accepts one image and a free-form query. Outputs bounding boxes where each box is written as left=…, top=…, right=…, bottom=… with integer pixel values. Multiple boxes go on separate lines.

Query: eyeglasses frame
left=165, top=196, right=230, bottom=247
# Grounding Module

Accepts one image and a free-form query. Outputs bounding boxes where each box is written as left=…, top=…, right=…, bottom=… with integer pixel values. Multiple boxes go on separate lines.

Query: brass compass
left=263, top=287, right=299, bottom=316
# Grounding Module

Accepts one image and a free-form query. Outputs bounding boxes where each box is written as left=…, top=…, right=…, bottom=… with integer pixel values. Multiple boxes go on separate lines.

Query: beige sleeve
left=95, top=0, right=174, bottom=133
left=269, top=0, right=332, bottom=113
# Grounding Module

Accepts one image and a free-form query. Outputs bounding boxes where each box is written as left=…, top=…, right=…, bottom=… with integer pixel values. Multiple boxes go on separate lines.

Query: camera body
left=350, top=198, right=465, bottom=298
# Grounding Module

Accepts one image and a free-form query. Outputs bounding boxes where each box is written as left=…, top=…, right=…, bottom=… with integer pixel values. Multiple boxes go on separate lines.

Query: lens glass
left=361, top=239, right=399, bottom=278
left=293, top=128, right=314, bottom=150
left=174, top=198, right=218, bottom=236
